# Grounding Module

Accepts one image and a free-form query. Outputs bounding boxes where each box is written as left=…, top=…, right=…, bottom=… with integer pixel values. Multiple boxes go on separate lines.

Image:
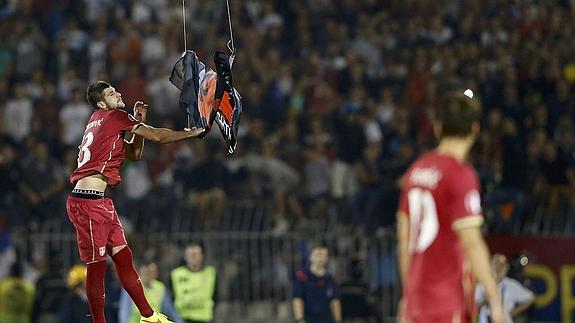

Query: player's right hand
left=488, top=302, right=506, bottom=323
left=184, top=127, right=206, bottom=138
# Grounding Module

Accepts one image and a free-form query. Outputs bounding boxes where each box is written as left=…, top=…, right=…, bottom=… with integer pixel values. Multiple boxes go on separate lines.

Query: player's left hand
left=133, top=101, right=148, bottom=122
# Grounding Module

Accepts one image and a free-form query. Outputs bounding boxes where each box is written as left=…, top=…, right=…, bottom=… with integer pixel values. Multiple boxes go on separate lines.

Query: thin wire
left=226, top=0, right=235, bottom=56
left=182, top=0, right=190, bottom=128
left=182, top=0, right=187, bottom=52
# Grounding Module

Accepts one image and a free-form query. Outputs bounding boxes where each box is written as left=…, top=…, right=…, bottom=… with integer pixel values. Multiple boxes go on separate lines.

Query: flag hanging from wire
left=170, top=50, right=242, bottom=154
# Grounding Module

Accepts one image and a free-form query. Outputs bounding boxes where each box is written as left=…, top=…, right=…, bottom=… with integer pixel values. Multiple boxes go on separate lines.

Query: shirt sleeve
left=450, top=167, right=484, bottom=231
left=508, top=279, right=534, bottom=305
left=293, top=271, right=305, bottom=298
left=109, top=109, right=140, bottom=133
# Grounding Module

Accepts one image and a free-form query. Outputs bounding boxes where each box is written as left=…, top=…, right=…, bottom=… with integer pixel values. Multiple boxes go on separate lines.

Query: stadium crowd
left=0, top=0, right=572, bottom=237
left=0, top=0, right=573, bottom=235
left=1, top=0, right=574, bottom=321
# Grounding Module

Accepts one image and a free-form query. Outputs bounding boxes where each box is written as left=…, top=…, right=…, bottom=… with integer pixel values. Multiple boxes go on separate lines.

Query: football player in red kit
left=66, top=81, right=204, bottom=323
left=396, top=91, right=505, bottom=323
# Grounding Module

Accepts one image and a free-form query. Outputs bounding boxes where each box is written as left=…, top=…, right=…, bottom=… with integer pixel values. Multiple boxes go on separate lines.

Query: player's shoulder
left=295, top=270, right=309, bottom=281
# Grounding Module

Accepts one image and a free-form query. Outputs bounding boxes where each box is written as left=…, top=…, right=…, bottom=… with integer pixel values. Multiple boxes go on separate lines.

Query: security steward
left=170, top=242, right=217, bottom=323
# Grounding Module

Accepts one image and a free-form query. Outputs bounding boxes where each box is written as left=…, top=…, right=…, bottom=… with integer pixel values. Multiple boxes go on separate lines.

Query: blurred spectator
left=475, top=254, right=534, bottom=323
left=170, top=242, right=217, bottom=323
left=0, top=261, right=35, bottom=323
left=339, top=256, right=374, bottom=321
left=88, top=24, right=108, bottom=81
left=118, top=64, right=147, bottom=109
left=174, top=141, right=228, bottom=230
left=119, top=260, right=181, bottom=323
left=58, top=265, right=90, bottom=323
left=13, top=23, right=47, bottom=81
left=59, top=88, right=92, bottom=147
left=0, top=144, right=19, bottom=210
left=146, top=65, right=180, bottom=119
left=301, top=131, right=331, bottom=223
left=18, top=141, right=65, bottom=226
left=108, top=22, right=142, bottom=80
left=31, top=253, right=67, bottom=323
left=121, top=162, right=153, bottom=231
left=57, top=69, right=83, bottom=102
left=293, top=244, right=342, bottom=323
left=3, top=83, right=33, bottom=143
left=351, top=143, right=384, bottom=232
left=0, top=208, right=15, bottom=281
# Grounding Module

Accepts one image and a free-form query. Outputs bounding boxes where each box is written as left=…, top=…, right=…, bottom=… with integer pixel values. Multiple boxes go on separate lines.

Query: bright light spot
left=464, top=89, right=474, bottom=98
left=520, top=256, right=529, bottom=266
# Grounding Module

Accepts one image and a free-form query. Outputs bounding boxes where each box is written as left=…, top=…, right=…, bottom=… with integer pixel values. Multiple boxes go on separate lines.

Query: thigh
left=66, top=197, right=114, bottom=263
left=104, top=199, right=128, bottom=251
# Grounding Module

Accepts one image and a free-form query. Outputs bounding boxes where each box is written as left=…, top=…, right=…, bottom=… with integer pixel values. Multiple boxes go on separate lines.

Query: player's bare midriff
left=74, top=173, right=108, bottom=192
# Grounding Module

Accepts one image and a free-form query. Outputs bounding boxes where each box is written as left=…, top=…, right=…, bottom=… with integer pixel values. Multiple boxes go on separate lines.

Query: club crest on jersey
left=99, top=247, right=106, bottom=256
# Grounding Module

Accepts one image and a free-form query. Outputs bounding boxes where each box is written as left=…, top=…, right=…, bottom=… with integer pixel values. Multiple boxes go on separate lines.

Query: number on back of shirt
left=77, top=131, right=94, bottom=168
left=407, top=188, right=439, bottom=253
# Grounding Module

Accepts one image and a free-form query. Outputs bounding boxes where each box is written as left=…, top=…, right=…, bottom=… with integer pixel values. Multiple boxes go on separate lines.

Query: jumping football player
left=66, top=80, right=205, bottom=323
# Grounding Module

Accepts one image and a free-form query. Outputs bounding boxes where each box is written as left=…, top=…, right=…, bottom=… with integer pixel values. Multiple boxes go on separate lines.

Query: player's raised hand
left=133, top=101, right=148, bottom=122
left=184, top=127, right=207, bottom=138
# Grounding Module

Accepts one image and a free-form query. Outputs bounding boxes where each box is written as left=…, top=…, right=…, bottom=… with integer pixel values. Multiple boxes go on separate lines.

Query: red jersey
left=398, top=151, right=483, bottom=318
left=70, top=109, right=140, bottom=186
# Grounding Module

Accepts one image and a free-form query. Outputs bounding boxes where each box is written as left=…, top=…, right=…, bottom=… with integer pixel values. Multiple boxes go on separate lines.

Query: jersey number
left=77, top=131, right=94, bottom=168
left=407, top=188, right=439, bottom=253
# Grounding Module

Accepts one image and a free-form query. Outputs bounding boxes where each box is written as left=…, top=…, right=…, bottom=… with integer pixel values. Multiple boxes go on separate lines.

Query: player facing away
left=66, top=81, right=205, bottom=323
left=396, top=91, right=505, bottom=323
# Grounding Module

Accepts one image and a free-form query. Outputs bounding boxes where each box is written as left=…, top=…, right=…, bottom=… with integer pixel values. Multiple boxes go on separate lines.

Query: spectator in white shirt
left=59, top=89, right=92, bottom=147
left=3, top=83, right=33, bottom=143
left=475, top=254, right=535, bottom=323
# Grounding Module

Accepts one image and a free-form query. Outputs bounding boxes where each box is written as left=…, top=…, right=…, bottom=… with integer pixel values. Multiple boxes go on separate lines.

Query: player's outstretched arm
left=132, top=123, right=205, bottom=144
left=456, top=226, right=505, bottom=323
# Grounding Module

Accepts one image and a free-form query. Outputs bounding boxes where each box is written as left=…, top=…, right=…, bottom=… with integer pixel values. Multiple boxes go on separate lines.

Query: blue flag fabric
left=170, top=50, right=242, bottom=154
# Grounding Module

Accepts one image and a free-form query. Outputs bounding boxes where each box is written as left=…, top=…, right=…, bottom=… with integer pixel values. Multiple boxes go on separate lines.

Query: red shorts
left=409, top=310, right=467, bottom=323
left=66, top=196, right=127, bottom=263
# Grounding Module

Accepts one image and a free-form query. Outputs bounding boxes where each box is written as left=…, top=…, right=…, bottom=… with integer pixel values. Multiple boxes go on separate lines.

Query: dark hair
left=9, top=262, right=23, bottom=277
left=436, top=91, right=481, bottom=138
left=186, top=241, right=205, bottom=252
left=86, top=81, right=111, bottom=109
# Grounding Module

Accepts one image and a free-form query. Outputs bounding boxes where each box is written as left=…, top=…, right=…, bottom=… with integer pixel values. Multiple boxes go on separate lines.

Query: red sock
left=112, top=247, right=154, bottom=318
left=86, top=260, right=108, bottom=323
